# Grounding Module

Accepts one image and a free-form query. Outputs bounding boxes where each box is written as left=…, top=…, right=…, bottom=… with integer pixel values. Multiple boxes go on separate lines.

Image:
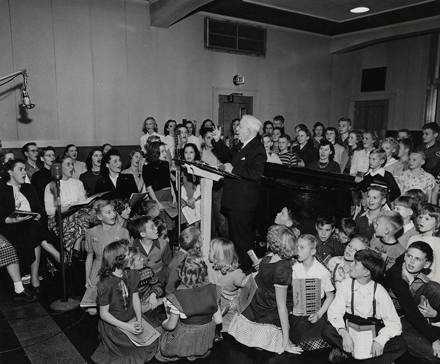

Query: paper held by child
left=80, top=285, right=98, bottom=308
left=118, top=317, right=160, bottom=347
left=347, top=321, right=376, bottom=360
left=181, top=200, right=201, bottom=225
left=234, top=274, right=258, bottom=314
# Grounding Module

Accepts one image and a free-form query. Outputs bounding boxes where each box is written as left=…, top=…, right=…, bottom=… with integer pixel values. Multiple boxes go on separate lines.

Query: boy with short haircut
left=414, top=122, right=440, bottom=177
left=335, top=217, right=357, bottom=245
left=393, top=196, right=418, bottom=249
left=289, top=234, right=335, bottom=348
left=322, top=249, right=407, bottom=363
left=358, top=148, right=401, bottom=202
left=336, top=118, right=351, bottom=149
left=315, top=214, right=345, bottom=263
left=355, top=185, right=388, bottom=241
left=370, top=210, right=405, bottom=271
left=273, top=114, right=285, bottom=132
left=396, top=151, right=436, bottom=203
left=130, top=216, right=172, bottom=284
left=384, top=241, right=440, bottom=362
left=277, top=134, right=298, bottom=166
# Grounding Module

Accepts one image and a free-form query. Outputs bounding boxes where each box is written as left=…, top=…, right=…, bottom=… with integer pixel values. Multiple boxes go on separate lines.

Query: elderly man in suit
left=212, top=115, right=267, bottom=271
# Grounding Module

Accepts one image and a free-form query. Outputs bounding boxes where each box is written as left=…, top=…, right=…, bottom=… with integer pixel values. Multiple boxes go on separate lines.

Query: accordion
left=292, top=278, right=321, bottom=315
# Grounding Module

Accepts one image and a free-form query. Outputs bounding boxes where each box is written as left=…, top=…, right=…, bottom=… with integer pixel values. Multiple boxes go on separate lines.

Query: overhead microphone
left=20, top=71, right=35, bottom=109
left=51, top=163, right=63, bottom=181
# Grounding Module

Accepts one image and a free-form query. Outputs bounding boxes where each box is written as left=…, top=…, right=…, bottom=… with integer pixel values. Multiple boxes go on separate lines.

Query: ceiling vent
left=205, top=17, right=266, bottom=57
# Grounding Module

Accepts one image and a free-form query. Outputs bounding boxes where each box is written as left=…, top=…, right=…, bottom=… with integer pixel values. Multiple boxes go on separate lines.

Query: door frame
left=349, top=93, right=396, bottom=130
left=212, top=87, right=259, bottom=127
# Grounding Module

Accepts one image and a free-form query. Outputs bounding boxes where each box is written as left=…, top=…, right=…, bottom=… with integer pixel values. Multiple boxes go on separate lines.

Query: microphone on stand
left=49, top=164, right=80, bottom=311
left=51, top=163, right=63, bottom=180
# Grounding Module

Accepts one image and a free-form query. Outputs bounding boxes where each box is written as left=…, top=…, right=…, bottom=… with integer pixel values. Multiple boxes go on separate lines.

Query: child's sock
left=14, top=281, right=25, bottom=294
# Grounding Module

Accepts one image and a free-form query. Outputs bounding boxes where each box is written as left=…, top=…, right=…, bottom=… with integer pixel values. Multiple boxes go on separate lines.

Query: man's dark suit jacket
left=212, top=135, right=267, bottom=212
left=95, top=173, right=138, bottom=199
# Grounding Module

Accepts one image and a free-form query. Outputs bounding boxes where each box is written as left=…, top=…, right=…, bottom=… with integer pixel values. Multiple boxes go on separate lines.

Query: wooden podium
left=173, top=159, right=239, bottom=255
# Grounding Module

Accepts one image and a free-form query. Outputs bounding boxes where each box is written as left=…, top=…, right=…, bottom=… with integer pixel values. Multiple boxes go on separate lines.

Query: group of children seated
left=81, top=178, right=440, bottom=364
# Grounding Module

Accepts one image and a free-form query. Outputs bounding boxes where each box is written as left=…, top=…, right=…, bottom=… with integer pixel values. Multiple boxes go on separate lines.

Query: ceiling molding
left=331, top=15, right=440, bottom=54
left=150, top=0, right=213, bottom=28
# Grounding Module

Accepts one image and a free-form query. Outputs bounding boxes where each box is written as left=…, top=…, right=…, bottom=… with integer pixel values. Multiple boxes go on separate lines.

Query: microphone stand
left=174, top=130, right=182, bottom=237
left=50, top=178, right=80, bottom=312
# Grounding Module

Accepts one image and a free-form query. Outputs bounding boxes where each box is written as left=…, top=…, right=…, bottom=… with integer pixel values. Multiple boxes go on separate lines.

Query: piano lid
left=263, top=163, right=357, bottom=191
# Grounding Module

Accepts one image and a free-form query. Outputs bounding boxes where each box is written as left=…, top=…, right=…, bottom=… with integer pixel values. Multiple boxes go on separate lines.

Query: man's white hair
left=241, top=115, right=262, bottom=135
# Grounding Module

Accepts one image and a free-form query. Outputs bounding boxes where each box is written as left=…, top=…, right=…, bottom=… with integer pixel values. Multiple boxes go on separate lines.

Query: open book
left=181, top=200, right=201, bottom=225
left=118, top=317, right=160, bottom=347
left=347, top=321, right=376, bottom=360
left=8, top=210, right=40, bottom=219
left=69, top=191, right=110, bottom=209
left=129, top=192, right=148, bottom=207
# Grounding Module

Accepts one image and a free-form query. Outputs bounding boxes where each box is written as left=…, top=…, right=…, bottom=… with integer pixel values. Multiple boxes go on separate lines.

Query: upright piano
left=258, top=163, right=357, bottom=233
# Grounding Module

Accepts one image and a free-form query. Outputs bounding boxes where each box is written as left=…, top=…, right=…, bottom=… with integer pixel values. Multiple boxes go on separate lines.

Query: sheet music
left=181, top=200, right=201, bottom=225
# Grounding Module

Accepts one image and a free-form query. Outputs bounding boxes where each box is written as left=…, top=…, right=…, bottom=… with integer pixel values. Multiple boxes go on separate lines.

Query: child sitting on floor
left=322, top=249, right=407, bottom=363
left=289, top=234, right=335, bottom=351
left=407, top=204, right=440, bottom=283
left=91, top=240, right=158, bottom=364
left=129, top=215, right=172, bottom=284
left=207, top=238, right=246, bottom=333
left=334, top=217, right=357, bottom=246
left=165, top=226, right=202, bottom=294
left=228, top=225, right=303, bottom=354
left=326, top=235, right=370, bottom=288
left=156, top=255, right=222, bottom=362
left=370, top=210, right=405, bottom=271
left=315, top=214, right=345, bottom=263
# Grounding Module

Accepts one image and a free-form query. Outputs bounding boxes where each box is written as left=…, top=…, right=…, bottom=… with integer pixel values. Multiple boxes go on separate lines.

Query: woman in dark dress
left=0, top=159, right=60, bottom=291
left=308, top=139, right=340, bottom=173
left=79, top=147, right=103, bottom=196
left=95, top=149, right=138, bottom=200
left=142, top=142, right=176, bottom=229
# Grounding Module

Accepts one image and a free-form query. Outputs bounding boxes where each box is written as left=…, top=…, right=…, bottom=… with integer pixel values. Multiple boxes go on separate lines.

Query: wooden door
left=354, top=99, right=389, bottom=137
left=218, top=95, right=253, bottom=137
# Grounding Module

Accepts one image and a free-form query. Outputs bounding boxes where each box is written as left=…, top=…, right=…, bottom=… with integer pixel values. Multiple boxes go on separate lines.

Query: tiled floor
left=0, top=259, right=424, bottom=364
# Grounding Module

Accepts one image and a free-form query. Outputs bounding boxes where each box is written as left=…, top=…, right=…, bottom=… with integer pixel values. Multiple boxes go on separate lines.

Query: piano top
left=263, top=162, right=357, bottom=191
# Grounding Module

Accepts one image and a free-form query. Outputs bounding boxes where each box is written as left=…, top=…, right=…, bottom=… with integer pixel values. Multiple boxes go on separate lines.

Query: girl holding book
left=91, top=240, right=158, bottom=364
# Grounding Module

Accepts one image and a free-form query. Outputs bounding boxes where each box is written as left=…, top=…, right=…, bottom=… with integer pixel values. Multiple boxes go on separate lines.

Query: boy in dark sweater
left=384, top=241, right=440, bottom=363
